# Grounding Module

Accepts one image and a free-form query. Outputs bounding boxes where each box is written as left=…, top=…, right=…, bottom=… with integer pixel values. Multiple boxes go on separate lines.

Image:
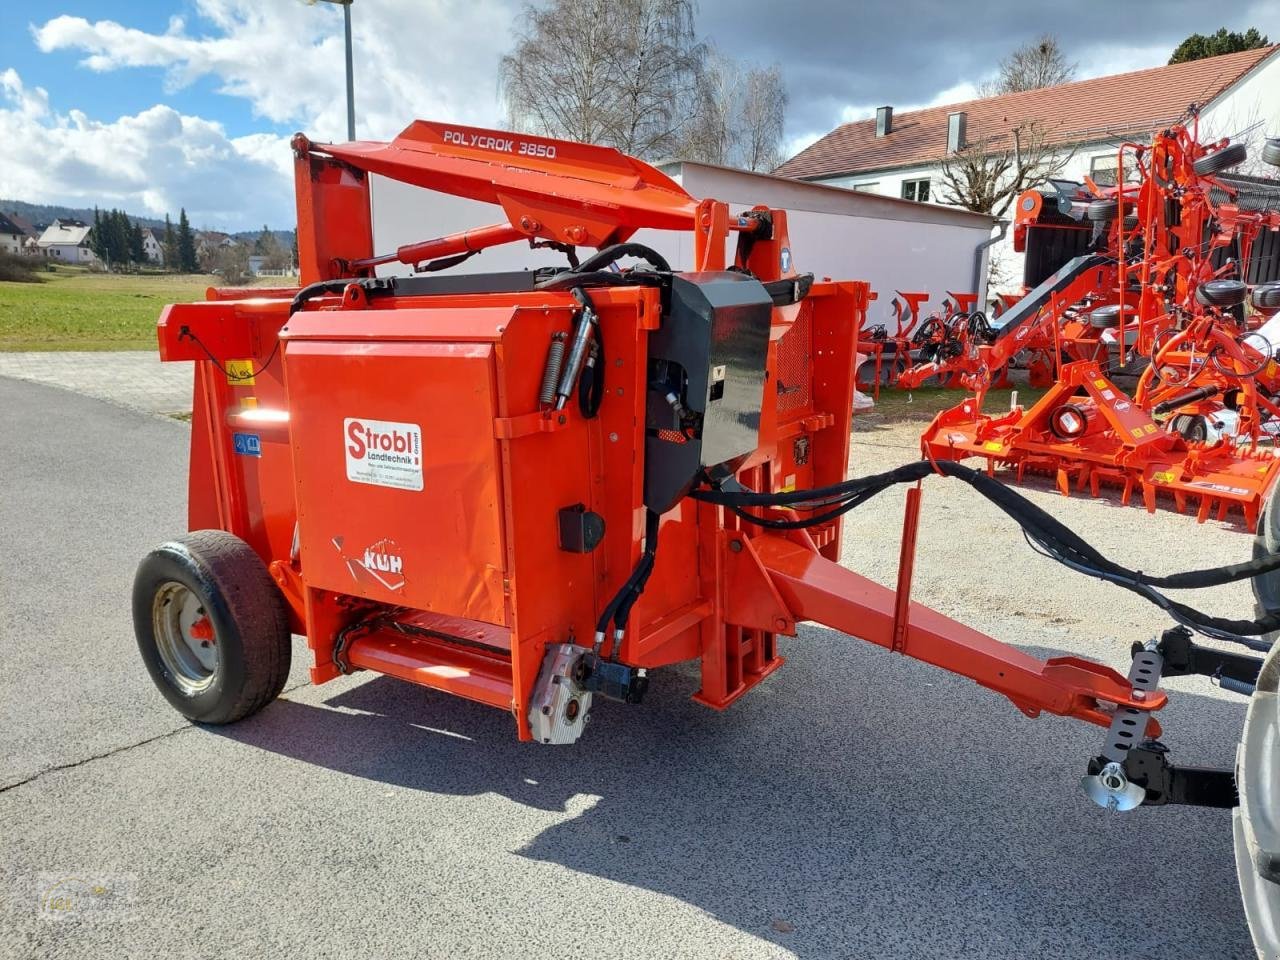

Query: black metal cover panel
left=643, top=271, right=772, bottom=511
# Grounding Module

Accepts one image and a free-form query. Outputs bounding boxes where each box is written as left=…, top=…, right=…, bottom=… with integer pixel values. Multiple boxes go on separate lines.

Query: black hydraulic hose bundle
left=594, top=509, right=662, bottom=657
left=692, top=459, right=1280, bottom=649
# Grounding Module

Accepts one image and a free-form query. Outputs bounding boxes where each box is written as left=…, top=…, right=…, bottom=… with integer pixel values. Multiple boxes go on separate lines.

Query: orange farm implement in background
left=130, top=120, right=1280, bottom=954
left=919, top=120, right=1280, bottom=530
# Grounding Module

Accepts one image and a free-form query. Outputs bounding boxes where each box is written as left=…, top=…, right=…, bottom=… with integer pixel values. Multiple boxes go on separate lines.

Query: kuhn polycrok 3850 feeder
left=132, top=121, right=1280, bottom=954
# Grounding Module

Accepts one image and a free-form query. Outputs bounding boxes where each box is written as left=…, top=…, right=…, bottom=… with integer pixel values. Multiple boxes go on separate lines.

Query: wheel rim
left=152, top=581, right=218, bottom=694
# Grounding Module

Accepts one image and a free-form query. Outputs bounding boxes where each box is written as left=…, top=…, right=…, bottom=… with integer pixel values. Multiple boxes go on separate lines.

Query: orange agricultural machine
left=132, top=120, right=1280, bottom=953
left=918, top=120, right=1280, bottom=530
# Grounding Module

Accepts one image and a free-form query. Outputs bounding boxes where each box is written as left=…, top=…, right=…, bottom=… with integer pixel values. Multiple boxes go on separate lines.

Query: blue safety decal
left=233, top=432, right=262, bottom=457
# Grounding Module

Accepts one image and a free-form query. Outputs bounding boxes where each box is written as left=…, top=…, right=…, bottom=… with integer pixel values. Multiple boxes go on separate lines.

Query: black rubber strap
left=762, top=273, right=814, bottom=306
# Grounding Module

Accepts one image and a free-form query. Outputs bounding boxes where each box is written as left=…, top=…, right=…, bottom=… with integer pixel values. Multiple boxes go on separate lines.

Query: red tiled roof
left=776, top=45, right=1279, bottom=180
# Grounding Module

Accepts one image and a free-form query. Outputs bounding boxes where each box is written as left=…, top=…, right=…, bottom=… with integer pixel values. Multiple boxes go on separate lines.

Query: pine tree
left=90, top=207, right=107, bottom=263
left=128, top=220, right=145, bottom=265
left=106, top=209, right=128, bottom=266
left=177, top=208, right=197, bottom=273
left=254, top=224, right=274, bottom=256
left=162, top=213, right=178, bottom=270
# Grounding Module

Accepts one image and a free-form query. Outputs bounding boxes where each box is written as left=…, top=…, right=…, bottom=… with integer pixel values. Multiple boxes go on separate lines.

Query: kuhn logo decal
left=332, top=536, right=407, bottom=592
left=359, top=538, right=405, bottom=591
left=344, top=418, right=423, bottom=491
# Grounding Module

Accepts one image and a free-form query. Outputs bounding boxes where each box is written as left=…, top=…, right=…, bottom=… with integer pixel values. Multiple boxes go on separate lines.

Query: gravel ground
left=0, top=376, right=1260, bottom=960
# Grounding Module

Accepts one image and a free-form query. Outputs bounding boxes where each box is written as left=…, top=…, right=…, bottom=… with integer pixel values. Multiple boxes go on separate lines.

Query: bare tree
left=499, top=0, right=705, bottom=160
left=680, top=53, right=787, bottom=170
left=685, top=50, right=742, bottom=166
left=739, top=65, right=787, bottom=172
left=980, top=34, right=1076, bottom=96
left=938, top=121, right=1074, bottom=217
left=500, top=1, right=788, bottom=169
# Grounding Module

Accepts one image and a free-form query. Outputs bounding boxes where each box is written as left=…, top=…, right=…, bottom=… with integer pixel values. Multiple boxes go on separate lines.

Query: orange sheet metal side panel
left=294, top=149, right=373, bottom=285
left=283, top=338, right=508, bottom=625
left=181, top=301, right=299, bottom=575
left=493, top=289, right=689, bottom=736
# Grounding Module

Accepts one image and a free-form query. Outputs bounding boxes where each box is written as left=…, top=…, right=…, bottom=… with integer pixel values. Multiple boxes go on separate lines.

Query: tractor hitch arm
left=742, top=531, right=1165, bottom=731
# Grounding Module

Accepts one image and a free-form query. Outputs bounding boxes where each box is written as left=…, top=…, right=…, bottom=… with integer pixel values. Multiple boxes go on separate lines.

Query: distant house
left=36, top=219, right=97, bottom=264
left=776, top=45, right=1280, bottom=294
left=196, top=231, right=235, bottom=256
left=144, top=227, right=165, bottom=264
left=0, top=213, right=30, bottom=255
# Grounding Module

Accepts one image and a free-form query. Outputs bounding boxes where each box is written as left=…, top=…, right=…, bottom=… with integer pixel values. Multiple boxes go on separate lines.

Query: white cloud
left=0, top=68, right=295, bottom=229
left=9, top=0, right=519, bottom=228
left=33, top=0, right=516, bottom=142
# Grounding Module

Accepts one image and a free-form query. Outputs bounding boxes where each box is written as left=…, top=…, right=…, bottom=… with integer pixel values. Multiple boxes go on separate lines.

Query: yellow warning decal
left=1131, top=428, right=1144, bottom=438
left=1144, top=424, right=1157, bottom=435
left=984, top=441, right=1003, bottom=452
left=1153, top=471, right=1175, bottom=483
left=225, top=359, right=255, bottom=385
left=1094, top=379, right=1108, bottom=388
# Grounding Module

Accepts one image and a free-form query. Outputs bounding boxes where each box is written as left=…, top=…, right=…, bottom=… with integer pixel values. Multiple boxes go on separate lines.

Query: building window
left=850, top=181, right=880, bottom=193
left=901, top=178, right=931, bottom=202
left=1089, top=153, right=1136, bottom=187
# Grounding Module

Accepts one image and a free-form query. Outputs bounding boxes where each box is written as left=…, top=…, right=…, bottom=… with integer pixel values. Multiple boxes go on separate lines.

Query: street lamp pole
left=340, top=0, right=355, bottom=141
left=306, top=0, right=356, bottom=141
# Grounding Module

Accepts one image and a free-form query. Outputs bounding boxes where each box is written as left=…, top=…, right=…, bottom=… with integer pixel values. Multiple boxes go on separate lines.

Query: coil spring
left=539, top=332, right=567, bottom=406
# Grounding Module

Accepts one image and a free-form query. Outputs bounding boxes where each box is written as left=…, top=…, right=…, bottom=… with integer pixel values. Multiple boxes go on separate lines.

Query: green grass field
left=856, top=383, right=1049, bottom=424
left=0, top=266, right=236, bottom=351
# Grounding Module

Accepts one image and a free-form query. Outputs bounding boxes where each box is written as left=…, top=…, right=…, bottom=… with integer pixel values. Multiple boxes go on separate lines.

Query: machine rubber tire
left=1253, top=283, right=1280, bottom=311
left=1169, top=412, right=1209, bottom=442
left=1194, top=141, right=1248, bottom=176
left=1086, top=198, right=1121, bottom=222
left=1262, top=138, right=1280, bottom=169
left=133, top=530, right=291, bottom=724
left=1234, top=632, right=1280, bottom=959
left=1088, top=303, right=1128, bottom=329
left=1197, top=279, right=1248, bottom=308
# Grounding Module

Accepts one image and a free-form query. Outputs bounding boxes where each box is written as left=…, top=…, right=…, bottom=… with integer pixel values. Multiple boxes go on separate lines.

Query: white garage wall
left=369, top=161, right=995, bottom=333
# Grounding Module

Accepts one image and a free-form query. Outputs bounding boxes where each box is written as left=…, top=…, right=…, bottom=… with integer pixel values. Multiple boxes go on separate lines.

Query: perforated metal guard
left=776, top=305, right=812, bottom=416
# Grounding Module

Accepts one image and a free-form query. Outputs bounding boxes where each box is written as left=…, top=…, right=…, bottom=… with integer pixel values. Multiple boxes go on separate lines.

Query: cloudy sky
left=2, top=0, right=1277, bottom=230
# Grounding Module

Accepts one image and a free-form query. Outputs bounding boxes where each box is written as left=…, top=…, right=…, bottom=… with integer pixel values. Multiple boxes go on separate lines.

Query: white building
left=144, top=227, right=164, bottom=264
left=36, top=219, right=97, bottom=263
left=368, top=161, right=995, bottom=328
left=0, top=213, right=30, bottom=255
left=776, top=45, right=1280, bottom=298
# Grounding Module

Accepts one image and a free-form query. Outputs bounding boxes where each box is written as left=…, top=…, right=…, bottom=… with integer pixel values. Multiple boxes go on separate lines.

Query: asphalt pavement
left=0, top=374, right=1258, bottom=959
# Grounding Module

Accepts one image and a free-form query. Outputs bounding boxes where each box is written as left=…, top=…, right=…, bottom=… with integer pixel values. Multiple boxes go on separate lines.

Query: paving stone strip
left=0, top=351, right=193, bottom=416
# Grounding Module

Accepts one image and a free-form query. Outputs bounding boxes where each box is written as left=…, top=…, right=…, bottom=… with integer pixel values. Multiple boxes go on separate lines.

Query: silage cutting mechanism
left=918, top=119, right=1280, bottom=531
left=131, top=120, right=1280, bottom=953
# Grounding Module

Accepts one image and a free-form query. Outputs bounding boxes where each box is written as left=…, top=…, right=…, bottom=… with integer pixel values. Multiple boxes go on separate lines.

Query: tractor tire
left=1193, top=141, right=1248, bottom=176
left=1253, top=283, right=1280, bottom=312
left=1252, top=490, right=1280, bottom=642
left=133, top=530, right=291, bottom=724
left=1234, top=628, right=1280, bottom=959
left=1086, top=198, right=1120, bottom=222
left=1262, top=138, right=1280, bottom=169
left=1196, top=279, right=1248, bottom=308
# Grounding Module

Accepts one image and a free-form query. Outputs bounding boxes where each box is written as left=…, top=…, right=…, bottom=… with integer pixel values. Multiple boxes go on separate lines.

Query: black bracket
left=1087, top=741, right=1238, bottom=808
left=1138, top=625, right=1262, bottom=688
